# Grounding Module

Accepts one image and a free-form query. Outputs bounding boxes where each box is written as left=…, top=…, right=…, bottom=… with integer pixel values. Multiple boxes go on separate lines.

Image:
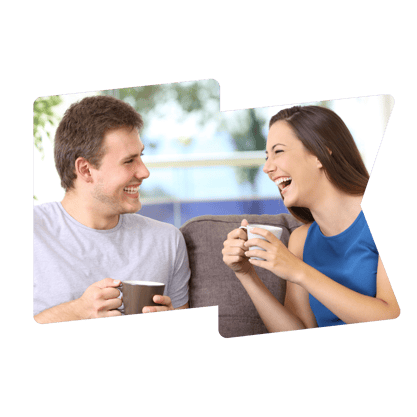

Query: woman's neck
left=308, top=190, right=363, bottom=237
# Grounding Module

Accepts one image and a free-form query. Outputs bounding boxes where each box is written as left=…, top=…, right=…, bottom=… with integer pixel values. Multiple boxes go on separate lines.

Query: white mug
left=240, top=224, right=283, bottom=260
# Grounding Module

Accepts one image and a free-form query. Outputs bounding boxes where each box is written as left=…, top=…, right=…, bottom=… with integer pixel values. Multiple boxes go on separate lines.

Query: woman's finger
left=223, top=246, right=246, bottom=256
left=247, top=257, right=269, bottom=268
left=249, top=228, right=278, bottom=242
left=227, top=227, right=248, bottom=241
left=244, top=238, right=273, bottom=251
left=245, top=249, right=271, bottom=260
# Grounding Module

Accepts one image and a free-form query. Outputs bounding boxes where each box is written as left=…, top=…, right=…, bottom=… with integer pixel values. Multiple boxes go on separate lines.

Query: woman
left=222, top=105, right=400, bottom=331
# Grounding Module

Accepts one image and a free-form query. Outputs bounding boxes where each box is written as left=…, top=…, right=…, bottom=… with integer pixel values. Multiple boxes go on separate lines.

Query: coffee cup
left=239, top=224, right=283, bottom=260
left=117, top=281, right=165, bottom=315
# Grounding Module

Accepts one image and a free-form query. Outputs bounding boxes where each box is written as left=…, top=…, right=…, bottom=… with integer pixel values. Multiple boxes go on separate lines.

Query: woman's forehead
left=267, top=121, right=299, bottom=148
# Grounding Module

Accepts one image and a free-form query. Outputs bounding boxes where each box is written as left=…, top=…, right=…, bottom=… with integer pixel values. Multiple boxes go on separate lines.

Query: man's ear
left=75, top=157, right=93, bottom=183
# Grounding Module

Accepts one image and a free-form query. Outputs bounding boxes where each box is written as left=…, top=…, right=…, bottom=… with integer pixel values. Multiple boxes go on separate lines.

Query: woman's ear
left=75, top=157, right=93, bottom=183
left=316, top=147, right=332, bottom=169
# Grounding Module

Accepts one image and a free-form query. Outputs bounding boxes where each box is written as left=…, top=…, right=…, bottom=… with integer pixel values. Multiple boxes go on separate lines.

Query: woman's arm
left=283, top=224, right=318, bottom=329
left=222, top=220, right=312, bottom=332
left=245, top=228, right=401, bottom=325
left=297, top=257, right=400, bottom=324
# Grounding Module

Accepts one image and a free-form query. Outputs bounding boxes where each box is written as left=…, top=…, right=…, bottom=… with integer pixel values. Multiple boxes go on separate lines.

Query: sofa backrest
left=180, top=213, right=303, bottom=338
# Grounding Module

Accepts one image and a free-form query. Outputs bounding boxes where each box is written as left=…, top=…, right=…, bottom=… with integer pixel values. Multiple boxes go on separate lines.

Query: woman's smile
left=274, top=176, right=292, bottom=193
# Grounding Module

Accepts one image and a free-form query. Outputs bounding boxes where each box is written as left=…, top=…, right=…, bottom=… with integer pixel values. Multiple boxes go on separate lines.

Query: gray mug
left=117, top=281, right=165, bottom=315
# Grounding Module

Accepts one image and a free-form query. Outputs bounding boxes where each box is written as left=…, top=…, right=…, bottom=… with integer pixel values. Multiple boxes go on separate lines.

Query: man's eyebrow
left=121, top=146, right=145, bottom=161
left=266, top=143, right=286, bottom=154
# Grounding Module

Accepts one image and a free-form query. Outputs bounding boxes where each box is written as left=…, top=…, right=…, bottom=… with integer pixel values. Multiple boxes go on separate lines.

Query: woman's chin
left=281, top=193, right=298, bottom=209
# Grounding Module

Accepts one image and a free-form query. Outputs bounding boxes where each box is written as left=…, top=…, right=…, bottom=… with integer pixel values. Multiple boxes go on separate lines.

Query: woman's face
left=263, top=120, right=324, bottom=208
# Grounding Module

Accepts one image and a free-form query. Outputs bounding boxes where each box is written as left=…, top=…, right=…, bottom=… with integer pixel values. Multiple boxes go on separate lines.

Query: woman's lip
left=272, top=176, right=291, bottom=183
left=281, top=182, right=291, bottom=194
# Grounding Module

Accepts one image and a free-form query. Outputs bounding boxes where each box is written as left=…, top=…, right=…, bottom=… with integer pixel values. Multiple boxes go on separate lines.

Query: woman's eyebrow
left=266, top=143, right=286, bottom=154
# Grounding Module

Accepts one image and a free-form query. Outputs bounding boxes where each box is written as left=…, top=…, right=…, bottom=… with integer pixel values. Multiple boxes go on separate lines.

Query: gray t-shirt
left=33, top=202, right=190, bottom=315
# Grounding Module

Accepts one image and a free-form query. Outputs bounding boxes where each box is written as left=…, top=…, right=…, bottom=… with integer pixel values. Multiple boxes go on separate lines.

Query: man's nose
left=137, top=161, right=150, bottom=179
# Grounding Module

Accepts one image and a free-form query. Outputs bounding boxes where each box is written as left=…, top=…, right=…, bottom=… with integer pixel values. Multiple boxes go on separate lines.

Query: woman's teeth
left=275, top=177, right=292, bottom=191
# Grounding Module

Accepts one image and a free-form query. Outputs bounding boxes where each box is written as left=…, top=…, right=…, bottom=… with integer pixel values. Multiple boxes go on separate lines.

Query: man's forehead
left=102, top=127, right=144, bottom=156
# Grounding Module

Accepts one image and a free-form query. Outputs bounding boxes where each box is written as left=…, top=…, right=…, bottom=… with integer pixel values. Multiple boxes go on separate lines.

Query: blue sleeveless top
left=303, top=211, right=378, bottom=327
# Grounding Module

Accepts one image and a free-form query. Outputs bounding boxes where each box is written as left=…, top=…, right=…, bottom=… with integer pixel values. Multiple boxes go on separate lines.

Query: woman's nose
left=263, top=158, right=273, bottom=174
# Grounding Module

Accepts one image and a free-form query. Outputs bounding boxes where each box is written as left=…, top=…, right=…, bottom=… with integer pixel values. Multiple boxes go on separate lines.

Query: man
left=34, top=95, right=190, bottom=323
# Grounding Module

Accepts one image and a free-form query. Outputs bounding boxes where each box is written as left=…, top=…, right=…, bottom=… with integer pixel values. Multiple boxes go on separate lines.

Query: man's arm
left=35, top=299, right=84, bottom=324
left=34, top=278, right=123, bottom=324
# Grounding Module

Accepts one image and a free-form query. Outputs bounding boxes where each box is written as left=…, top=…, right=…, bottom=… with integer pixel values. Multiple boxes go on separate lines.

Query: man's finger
left=102, top=287, right=121, bottom=300
left=142, top=306, right=169, bottom=313
left=101, top=297, right=123, bottom=312
left=96, top=278, right=121, bottom=289
left=102, top=308, right=123, bottom=318
left=153, top=295, right=172, bottom=306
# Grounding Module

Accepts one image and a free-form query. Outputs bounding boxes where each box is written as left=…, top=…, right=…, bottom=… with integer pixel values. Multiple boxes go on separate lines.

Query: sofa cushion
left=180, top=213, right=303, bottom=338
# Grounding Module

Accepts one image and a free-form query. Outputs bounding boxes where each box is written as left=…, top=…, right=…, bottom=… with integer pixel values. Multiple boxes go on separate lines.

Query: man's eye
left=125, top=159, right=134, bottom=164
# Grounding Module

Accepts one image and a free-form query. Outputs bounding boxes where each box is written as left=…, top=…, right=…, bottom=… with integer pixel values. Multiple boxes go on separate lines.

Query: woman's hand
left=244, top=228, right=304, bottom=284
left=222, top=219, right=255, bottom=276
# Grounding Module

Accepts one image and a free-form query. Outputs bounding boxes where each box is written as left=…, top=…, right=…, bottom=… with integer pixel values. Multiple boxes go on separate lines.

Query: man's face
left=90, top=126, right=150, bottom=216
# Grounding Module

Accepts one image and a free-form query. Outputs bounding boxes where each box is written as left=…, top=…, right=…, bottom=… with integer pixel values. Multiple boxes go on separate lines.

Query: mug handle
left=239, top=225, right=249, bottom=240
left=116, top=283, right=125, bottom=314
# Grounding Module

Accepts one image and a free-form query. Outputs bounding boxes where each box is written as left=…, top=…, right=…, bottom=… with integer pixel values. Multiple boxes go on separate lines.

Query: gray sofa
left=180, top=213, right=303, bottom=338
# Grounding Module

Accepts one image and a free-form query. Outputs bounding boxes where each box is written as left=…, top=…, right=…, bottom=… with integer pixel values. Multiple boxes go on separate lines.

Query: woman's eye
left=275, top=149, right=283, bottom=154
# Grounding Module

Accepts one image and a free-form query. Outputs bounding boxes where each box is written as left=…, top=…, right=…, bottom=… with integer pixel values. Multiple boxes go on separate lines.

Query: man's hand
left=34, top=278, right=123, bottom=324
left=142, top=295, right=174, bottom=313
left=76, top=278, right=123, bottom=319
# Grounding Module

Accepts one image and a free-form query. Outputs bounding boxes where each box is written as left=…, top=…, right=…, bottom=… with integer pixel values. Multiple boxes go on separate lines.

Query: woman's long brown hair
left=269, top=105, right=369, bottom=224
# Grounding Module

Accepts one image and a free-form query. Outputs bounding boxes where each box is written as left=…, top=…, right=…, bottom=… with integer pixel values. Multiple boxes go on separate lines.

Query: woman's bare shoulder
left=288, top=223, right=312, bottom=259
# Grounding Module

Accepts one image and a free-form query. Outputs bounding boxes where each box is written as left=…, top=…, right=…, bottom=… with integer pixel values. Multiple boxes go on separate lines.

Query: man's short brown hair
left=54, top=95, right=144, bottom=191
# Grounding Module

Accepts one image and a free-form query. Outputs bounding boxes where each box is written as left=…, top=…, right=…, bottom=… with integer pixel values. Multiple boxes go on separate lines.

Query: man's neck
left=61, top=191, right=120, bottom=230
